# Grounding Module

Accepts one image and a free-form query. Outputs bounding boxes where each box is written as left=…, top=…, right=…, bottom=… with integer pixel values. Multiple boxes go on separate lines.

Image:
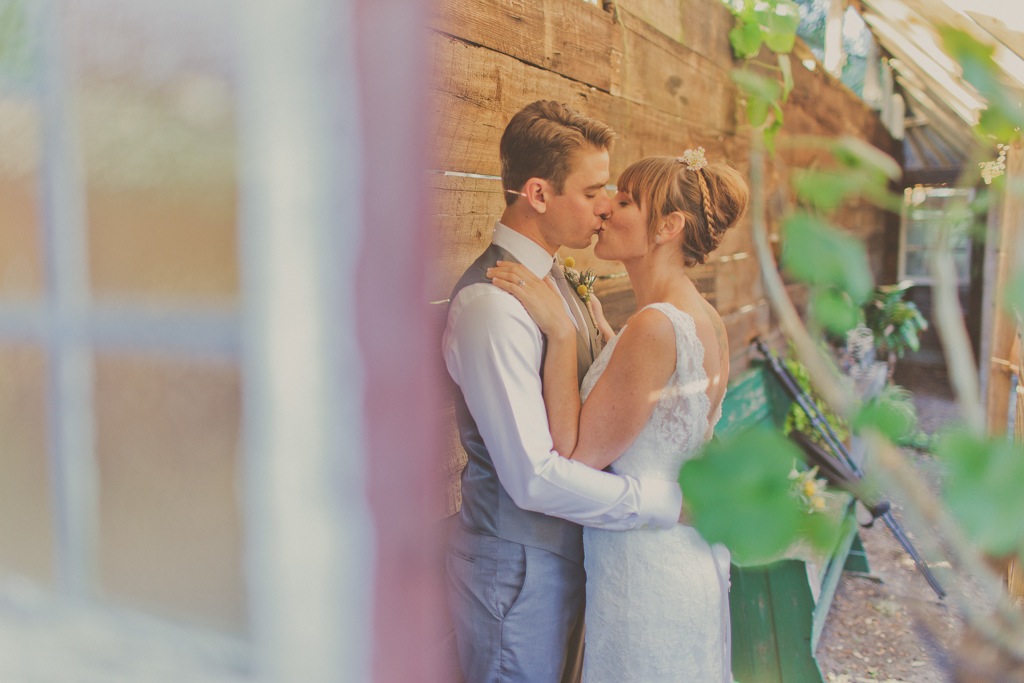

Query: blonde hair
left=499, top=100, right=616, bottom=206
left=617, top=155, right=749, bottom=267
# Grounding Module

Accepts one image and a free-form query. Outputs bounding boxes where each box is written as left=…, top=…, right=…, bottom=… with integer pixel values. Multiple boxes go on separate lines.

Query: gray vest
left=449, top=243, right=598, bottom=563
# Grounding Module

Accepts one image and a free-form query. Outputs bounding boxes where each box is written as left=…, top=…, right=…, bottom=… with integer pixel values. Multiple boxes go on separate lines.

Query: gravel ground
left=814, top=360, right=991, bottom=683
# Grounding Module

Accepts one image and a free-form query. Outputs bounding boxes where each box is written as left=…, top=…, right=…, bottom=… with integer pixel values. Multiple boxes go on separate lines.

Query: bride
left=488, top=150, right=749, bottom=682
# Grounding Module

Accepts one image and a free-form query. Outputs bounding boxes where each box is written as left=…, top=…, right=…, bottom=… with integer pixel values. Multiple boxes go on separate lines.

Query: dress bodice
left=579, top=303, right=733, bottom=683
left=580, top=302, right=724, bottom=481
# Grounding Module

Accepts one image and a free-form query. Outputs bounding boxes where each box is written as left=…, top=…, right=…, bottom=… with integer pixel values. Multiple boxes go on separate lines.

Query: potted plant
left=862, top=281, right=928, bottom=380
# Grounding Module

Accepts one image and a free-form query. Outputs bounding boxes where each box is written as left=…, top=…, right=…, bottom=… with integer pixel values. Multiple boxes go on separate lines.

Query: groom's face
left=540, top=146, right=611, bottom=250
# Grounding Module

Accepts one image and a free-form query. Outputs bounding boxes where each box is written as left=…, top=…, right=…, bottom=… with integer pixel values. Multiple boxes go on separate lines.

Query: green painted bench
left=718, top=365, right=870, bottom=683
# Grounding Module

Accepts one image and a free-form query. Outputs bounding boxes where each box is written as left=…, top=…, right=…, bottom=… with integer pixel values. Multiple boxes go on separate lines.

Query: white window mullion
left=37, top=0, right=98, bottom=598
left=236, top=0, right=372, bottom=681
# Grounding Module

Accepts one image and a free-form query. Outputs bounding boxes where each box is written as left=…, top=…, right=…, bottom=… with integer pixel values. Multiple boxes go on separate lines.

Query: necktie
left=550, top=263, right=593, bottom=355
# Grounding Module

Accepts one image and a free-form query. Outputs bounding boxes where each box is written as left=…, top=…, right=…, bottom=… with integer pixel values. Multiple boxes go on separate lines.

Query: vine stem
left=930, top=199, right=985, bottom=431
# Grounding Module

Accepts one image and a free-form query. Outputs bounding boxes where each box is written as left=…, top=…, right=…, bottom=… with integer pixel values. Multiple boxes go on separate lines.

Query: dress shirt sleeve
left=444, top=285, right=682, bottom=530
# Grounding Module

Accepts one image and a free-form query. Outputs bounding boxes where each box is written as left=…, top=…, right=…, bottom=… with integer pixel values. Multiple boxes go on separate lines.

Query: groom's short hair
left=499, top=100, right=616, bottom=206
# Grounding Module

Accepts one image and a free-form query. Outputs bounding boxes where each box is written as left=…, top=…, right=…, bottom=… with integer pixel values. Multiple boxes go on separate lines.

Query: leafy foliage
left=781, top=353, right=849, bottom=448
left=781, top=213, right=873, bottom=301
left=730, top=68, right=786, bottom=151
left=939, top=28, right=1024, bottom=140
left=862, top=282, right=928, bottom=358
left=725, top=0, right=801, bottom=152
left=781, top=211, right=874, bottom=335
left=680, top=427, right=842, bottom=566
left=937, top=430, right=1024, bottom=561
left=792, top=137, right=902, bottom=213
left=783, top=136, right=907, bottom=337
left=726, top=0, right=801, bottom=59
left=719, top=4, right=1024, bottom=597
left=852, top=383, right=922, bottom=446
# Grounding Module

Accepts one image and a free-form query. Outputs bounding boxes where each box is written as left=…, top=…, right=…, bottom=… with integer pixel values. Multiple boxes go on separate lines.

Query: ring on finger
left=517, top=279, right=526, bottom=287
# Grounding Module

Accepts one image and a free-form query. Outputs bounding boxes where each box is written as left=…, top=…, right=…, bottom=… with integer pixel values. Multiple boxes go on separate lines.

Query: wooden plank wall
left=985, top=142, right=1023, bottom=436
left=430, top=0, right=898, bottom=520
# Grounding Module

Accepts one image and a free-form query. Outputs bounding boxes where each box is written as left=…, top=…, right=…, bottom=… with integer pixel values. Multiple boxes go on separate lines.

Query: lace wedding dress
left=580, top=303, right=732, bottom=683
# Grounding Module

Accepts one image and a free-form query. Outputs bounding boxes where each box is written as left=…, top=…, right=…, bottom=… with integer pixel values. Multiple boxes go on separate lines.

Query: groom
left=442, top=100, right=683, bottom=683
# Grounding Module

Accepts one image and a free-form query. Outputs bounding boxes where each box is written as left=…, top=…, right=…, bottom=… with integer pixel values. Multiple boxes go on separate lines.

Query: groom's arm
left=444, top=285, right=682, bottom=531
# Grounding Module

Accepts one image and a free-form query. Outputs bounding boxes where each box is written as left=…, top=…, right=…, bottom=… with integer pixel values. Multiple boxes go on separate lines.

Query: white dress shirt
left=443, top=222, right=682, bottom=531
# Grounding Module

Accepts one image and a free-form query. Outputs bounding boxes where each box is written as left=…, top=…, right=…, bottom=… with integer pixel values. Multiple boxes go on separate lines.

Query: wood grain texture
left=432, top=0, right=620, bottom=93
left=430, top=0, right=897, bottom=520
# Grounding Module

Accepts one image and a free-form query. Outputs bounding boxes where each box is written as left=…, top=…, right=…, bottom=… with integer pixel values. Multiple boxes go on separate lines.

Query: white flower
left=980, top=143, right=1008, bottom=185
left=677, top=147, right=708, bottom=172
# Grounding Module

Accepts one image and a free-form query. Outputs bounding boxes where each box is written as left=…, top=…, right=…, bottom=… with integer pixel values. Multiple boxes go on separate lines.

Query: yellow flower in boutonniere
left=789, top=463, right=829, bottom=515
left=562, top=259, right=597, bottom=303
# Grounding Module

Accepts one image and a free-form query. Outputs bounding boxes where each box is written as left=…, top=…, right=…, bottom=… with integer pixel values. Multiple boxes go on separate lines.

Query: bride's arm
left=566, top=307, right=676, bottom=470
left=488, top=262, right=580, bottom=457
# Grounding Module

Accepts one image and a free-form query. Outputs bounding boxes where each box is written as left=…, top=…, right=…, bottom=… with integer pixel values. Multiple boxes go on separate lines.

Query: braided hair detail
left=695, top=169, right=716, bottom=236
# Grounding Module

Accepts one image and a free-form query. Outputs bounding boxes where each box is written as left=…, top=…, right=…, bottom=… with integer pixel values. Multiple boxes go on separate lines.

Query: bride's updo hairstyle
left=617, top=151, right=749, bottom=267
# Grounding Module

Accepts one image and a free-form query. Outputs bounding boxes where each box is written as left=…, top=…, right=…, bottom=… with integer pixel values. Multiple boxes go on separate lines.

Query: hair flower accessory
left=561, top=256, right=597, bottom=303
left=677, top=147, right=708, bottom=172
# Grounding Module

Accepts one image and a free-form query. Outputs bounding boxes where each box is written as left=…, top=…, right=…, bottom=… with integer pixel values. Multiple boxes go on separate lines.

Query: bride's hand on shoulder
left=487, top=261, right=574, bottom=340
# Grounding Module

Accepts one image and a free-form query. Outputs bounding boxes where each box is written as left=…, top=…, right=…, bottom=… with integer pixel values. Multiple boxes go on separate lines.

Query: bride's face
left=594, top=190, right=652, bottom=262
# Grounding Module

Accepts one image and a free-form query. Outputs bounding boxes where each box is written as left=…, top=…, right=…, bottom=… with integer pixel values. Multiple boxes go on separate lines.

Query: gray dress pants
left=446, top=523, right=585, bottom=683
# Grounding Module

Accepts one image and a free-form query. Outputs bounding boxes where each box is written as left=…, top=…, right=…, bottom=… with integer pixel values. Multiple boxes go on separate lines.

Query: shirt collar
left=492, top=222, right=557, bottom=278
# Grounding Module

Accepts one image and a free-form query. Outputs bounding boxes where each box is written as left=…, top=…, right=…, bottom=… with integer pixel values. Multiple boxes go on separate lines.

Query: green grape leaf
left=854, top=394, right=917, bottom=443
left=760, top=0, right=800, bottom=54
left=831, top=136, right=902, bottom=181
left=978, top=106, right=1023, bottom=141
left=747, top=96, right=770, bottom=128
left=793, top=169, right=870, bottom=211
left=729, top=21, right=764, bottom=60
left=681, top=427, right=811, bottom=566
left=937, top=430, right=1024, bottom=557
left=731, top=68, right=782, bottom=102
left=800, top=506, right=848, bottom=553
left=781, top=212, right=874, bottom=302
left=810, top=287, right=863, bottom=335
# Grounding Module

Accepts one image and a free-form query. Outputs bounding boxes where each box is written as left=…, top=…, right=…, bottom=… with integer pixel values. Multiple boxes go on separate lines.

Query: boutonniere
left=789, top=463, right=828, bottom=514
left=561, top=256, right=597, bottom=303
